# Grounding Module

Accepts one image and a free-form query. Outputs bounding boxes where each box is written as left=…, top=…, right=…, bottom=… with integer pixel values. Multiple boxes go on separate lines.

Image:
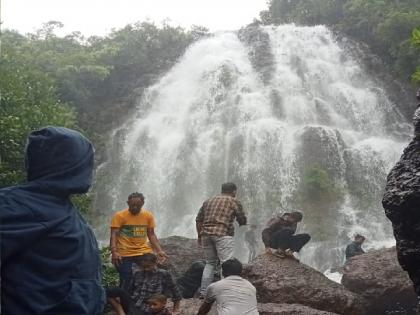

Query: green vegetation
left=299, top=165, right=343, bottom=205
left=412, top=28, right=420, bottom=83
left=0, top=21, right=208, bottom=189
left=101, top=247, right=119, bottom=288
left=260, top=0, right=420, bottom=82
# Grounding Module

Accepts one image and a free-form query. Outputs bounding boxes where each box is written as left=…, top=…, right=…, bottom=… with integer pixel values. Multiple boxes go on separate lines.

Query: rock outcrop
left=242, top=254, right=366, bottom=315
left=180, top=299, right=339, bottom=315
left=238, top=25, right=275, bottom=84
left=342, top=247, right=417, bottom=314
left=160, top=236, right=203, bottom=278
left=383, top=105, right=420, bottom=299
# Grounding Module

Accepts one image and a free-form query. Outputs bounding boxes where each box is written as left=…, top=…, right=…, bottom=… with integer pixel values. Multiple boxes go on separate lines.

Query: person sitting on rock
left=129, top=253, right=182, bottom=315
left=245, top=224, right=259, bottom=262
left=197, top=258, right=259, bottom=315
left=262, top=211, right=310, bottom=260
left=345, top=234, right=366, bottom=261
left=176, top=260, right=206, bottom=298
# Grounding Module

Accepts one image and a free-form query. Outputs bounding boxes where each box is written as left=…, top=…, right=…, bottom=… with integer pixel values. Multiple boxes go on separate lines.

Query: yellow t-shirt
left=111, top=208, right=156, bottom=257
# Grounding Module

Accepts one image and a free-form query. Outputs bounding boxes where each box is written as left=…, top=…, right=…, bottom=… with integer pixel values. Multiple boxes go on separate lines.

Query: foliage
left=261, top=0, right=420, bottom=82
left=71, top=194, right=92, bottom=215
left=101, top=247, right=119, bottom=288
left=300, top=165, right=343, bottom=204
left=412, top=28, right=420, bottom=83
left=0, top=30, right=77, bottom=187
left=1, top=22, right=208, bottom=190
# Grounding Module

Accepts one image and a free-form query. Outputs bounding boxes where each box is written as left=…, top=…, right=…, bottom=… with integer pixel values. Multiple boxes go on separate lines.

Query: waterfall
left=93, top=24, right=411, bottom=271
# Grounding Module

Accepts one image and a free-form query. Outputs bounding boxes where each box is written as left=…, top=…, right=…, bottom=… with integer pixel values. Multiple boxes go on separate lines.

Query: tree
left=0, top=31, right=77, bottom=187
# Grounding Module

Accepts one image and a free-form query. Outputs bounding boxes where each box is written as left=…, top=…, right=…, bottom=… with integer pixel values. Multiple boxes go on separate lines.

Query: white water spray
left=95, top=25, right=410, bottom=271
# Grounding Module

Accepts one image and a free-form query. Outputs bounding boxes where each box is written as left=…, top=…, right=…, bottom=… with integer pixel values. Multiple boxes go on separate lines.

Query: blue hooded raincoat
left=0, top=126, right=105, bottom=315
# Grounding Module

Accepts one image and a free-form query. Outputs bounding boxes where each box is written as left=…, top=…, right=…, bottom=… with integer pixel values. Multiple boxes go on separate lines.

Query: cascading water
left=93, top=24, right=411, bottom=272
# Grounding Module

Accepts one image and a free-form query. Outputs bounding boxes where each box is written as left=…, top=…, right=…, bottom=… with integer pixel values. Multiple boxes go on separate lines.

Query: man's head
left=221, top=182, right=237, bottom=197
left=285, top=211, right=303, bottom=224
left=136, top=253, right=158, bottom=271
left=147, top=294, right=167, bottom=313
left=221, top=258, right=242, bottom=277
left=354, top=234, right=366, bottom=244
left=127, top=192, right=145, bottom=215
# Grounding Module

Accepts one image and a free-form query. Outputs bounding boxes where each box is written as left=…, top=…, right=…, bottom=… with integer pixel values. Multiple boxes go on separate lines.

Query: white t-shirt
left=205, top=276, right=259, bottom=315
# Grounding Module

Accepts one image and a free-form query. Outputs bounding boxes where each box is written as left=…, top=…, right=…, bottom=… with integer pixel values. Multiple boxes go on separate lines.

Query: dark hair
left=221, top=182, right=237, bottom=194
left=128, top=192, right=145, bottom=201
left=147, top=294, right=167, bottom=303
left=355, top=234, right=365, bottom=240
left=221, top=258, right=242, bottom=277
left=135, top=253, right=157, bottom=265
left=290, top=211, right=303, bottom=222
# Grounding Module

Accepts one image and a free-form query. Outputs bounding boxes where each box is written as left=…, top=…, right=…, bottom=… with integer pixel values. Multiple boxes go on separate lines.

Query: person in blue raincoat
left=0, top=126, right=105, bottom=315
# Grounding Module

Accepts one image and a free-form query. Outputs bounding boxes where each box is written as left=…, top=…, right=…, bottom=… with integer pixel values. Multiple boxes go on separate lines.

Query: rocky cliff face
left=383, top=106, right=420, bottom=301
left=342, top=247, right=417, bottom=314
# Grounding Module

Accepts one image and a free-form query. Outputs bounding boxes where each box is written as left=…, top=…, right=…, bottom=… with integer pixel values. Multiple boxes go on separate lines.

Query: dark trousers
left=116, top=255, right=143, bottom=290
left=106, top=287, right=133, bottom=314
left=270, top=229, right=310, bottom=252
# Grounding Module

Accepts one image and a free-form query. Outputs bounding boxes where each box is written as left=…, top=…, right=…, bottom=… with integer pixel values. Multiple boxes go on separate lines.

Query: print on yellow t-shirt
left=111, top=208, right=156, bottom=257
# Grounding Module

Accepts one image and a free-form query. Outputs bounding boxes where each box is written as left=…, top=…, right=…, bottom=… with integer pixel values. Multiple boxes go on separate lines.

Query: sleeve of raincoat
left=0, top=194, right=49, bottom=261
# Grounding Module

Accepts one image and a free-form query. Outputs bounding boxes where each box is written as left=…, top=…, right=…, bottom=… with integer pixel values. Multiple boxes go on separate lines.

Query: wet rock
left=383, top=106, right=420, bottom=299
left=342, top=247, right=417, bottom=314
left=242, top=253, right=367, bottom=315
left=180, top=299, right=338, bottom=315
left=238, top=25, right=275, bottom=84
left=258, top=303, right=338, bottom=315
left=160, top=236, right=203, bottom=278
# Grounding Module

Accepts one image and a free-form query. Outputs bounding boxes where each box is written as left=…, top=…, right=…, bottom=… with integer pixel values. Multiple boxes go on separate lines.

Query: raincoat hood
left=26, top=126, right=94, bottom=195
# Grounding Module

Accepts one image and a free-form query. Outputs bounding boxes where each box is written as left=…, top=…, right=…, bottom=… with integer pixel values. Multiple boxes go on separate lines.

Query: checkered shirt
left=196, top=195, right=247, bottom=236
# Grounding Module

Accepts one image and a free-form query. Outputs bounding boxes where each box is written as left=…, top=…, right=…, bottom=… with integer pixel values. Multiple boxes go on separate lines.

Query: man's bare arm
left=196, top=301, right=213, bottom=315
left=110, top=227, right=122, bottom=266
left=147, top=227, right=168, bottom=262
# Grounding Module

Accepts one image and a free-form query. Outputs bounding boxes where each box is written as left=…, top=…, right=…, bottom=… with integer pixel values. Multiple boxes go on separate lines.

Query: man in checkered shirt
left=196, top=182, right=247, bottom=297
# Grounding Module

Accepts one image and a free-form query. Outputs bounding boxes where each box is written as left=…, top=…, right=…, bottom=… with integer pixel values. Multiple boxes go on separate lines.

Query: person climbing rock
left=245, top=224, right=259, bottom=262
left=110, top=192, right=168, bottom=289
left=0, top=126, right=105, bottom=315
left=262, top=211, right=310, bottom=260
left=383, top=101, right=420, bottom=313
left=345, top=234, right=366, bottom=261
left=195, top=182, right=247, bottom=296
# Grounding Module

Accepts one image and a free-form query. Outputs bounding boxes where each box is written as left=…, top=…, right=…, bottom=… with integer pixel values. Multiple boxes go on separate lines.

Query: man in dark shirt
left=130, top=253, right=182, bottom=314
left=196, top=182, right=247, bottom=296
left=262, top=212, right=310, bottom=260
left=345, top=234, right=366, bottom=261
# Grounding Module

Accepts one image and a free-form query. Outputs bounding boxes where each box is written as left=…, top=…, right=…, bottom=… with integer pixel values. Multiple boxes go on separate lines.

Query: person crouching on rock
left=262, top=211, right=310, bottom=260
left=345, top=234, right=366, bottom=261
left=129, top=253, right=182, bottom=315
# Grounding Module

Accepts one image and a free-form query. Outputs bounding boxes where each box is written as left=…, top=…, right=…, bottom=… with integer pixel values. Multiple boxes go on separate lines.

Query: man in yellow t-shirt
left=110, top=192, right=168, bottom=288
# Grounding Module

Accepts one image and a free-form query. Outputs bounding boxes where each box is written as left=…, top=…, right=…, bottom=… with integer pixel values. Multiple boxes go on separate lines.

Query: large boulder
left=242, top=254, right=367, bottom=315
left=383, top=105, right=420, bottom=299
left=160, top=236, right=203, bottom=278
left=342, top=247, right=417, bottom=314
left=258, top=303, right=338, bottom=315
left=180, top=299, right=338, bottom=315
